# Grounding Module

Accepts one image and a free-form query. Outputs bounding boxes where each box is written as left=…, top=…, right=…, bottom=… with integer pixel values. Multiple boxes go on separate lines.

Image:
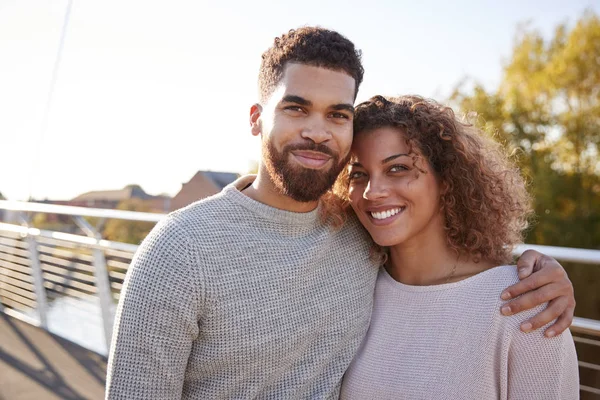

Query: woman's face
left=347, top=126, right=445, bottom=247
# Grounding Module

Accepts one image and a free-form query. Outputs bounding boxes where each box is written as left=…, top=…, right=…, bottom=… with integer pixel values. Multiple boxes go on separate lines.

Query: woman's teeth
left=370, top=207, right=405, bottom=220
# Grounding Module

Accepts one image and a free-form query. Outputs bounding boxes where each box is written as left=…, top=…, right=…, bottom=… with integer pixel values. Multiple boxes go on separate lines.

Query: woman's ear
left=440, top=180, right=449, bottom=195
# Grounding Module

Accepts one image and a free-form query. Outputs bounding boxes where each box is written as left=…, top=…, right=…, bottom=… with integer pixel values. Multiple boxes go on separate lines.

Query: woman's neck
left=386, top=227, right=492, bottom=286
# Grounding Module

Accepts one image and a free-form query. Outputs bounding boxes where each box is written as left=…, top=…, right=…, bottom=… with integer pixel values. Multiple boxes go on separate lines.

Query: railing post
left=74, top=215, right=115, bottom=351
left=93, top=247, right=114, bottom=352
left=26, top=235, right=48, bottom=329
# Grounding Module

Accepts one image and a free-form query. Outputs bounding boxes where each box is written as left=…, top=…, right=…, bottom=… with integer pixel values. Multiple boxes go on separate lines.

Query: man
left=106, top=27, right=575, bottom=399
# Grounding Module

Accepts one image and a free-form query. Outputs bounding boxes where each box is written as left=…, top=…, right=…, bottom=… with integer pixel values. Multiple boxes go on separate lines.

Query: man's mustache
left=283, top=142, right=337, bottom=159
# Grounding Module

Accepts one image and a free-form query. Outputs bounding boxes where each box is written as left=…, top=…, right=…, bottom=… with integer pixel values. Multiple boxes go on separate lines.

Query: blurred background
left=0, top=0, right=599, bottom=398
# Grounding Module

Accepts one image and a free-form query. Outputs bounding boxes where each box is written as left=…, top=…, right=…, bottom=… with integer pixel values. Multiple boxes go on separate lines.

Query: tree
left=102, top=199, right=156, bottom=245
left=450, top=11, right=600, bottom=322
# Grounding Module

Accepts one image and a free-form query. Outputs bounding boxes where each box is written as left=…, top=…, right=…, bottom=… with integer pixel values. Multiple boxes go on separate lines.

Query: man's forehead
left=276, top=63, right=356, bottom=105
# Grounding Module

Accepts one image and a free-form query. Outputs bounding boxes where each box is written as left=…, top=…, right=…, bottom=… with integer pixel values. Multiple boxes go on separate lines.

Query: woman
left=335, top=95, right=579, bottom=399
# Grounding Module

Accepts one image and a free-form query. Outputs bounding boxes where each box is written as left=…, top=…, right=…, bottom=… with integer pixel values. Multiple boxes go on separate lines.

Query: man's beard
left=262, top=138, right=348, bottom=203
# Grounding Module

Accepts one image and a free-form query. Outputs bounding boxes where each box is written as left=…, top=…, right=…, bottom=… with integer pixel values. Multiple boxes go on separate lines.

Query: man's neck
left=241, top=171, right=319, bottom=213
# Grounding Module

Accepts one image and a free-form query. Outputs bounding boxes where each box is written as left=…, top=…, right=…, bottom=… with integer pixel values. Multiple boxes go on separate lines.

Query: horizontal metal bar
left=2, top=307, right=41, bottom=327
left=0, top=243, right=30, bottom=258
left=36, top=236, right=81, bottom=250
left=571, top=317, right=600, bottom=336
left=105, top=248, right=134, bottom=259
left=106, top=259, right=130, bottom=272
left=40, top=263, right=96, bottom=284
left=573, top=336, right=600, bottom=347
left=0, top=290, right=37, bottom=309
left=0, top=237, right=28, bottom=250
left=43, top=281, right=96, bottom=300
left=0, top=200, right=166, bottom=222
left=513, top=244, right=600, bottom=265
left=580, top=384, right=600, bottom=395
left=37, top=245, right=94, bottom=263
left=0, top=282, right=37, bottom=301
left=579, top=360, right=600, bottom=371
left=0, top=223, right=139, bottom=253
left=0, top=273, right=35, bottom=293
left=42, top=272, right=97, bottom=294
left=0, top=260, right=33, bottom=279
left=0, top=251, right=31, bottom=267
left=39, top=254, right=94, bottom=272
left=0, top=230, right=22, bottom=240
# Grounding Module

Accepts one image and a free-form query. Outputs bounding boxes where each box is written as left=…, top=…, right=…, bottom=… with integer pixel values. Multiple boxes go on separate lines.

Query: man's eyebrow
left=331, top=103, right=355, bottom=113
left=282, top=95, right=312, bottom=106
left=382, top=153, right=410, bottom=164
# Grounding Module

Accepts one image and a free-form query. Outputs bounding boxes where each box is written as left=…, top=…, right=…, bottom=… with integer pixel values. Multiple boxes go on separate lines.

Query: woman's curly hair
left=326, top=95, right=533, bottom=265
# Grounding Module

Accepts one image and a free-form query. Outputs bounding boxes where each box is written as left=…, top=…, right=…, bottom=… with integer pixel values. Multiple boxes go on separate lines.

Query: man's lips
left=291, top=150, right=332, bottom=169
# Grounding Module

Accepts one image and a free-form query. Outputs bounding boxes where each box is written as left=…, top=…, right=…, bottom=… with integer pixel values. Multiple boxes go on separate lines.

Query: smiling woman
left=328, top=95, right=580, bottom=399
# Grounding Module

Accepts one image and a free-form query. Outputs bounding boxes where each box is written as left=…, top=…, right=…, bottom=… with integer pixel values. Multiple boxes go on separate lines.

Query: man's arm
left=499, top=250, right=575, bottom=337
left=105, top=217, right=202, bottom=400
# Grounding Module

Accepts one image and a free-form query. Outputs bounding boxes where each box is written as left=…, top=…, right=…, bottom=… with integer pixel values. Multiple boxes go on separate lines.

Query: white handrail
left=0, top=200, right=166, bottom=222
left=514, top=244, right=600, bottom=265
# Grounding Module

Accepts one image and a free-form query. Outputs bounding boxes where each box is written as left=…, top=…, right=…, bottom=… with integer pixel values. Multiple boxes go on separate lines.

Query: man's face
left=252, top=63, right=356, bottom=202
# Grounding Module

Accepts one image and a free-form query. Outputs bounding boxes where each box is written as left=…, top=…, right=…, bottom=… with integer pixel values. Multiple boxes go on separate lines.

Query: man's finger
left=544, top=305, right=575, bottom=337
left=500, top=283, right=565, bottom=316
left=500, top=270, right=557, bottom=301
left=519, top=297, right=568, bottom=333
left=515, top=249, right=540, bottom=279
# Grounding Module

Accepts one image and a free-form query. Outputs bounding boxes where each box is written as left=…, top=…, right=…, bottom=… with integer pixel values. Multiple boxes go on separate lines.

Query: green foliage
left=451, top=11, right=600, bottom=319
left=102, top=199, right=156, bottom=245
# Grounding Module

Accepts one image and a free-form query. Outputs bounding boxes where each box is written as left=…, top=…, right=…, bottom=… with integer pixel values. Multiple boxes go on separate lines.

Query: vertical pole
left=93, top=247, right=114, bottom=352
left=74, top=215, right=114, bottom=352
left=26, top=236, right=48, bottom=329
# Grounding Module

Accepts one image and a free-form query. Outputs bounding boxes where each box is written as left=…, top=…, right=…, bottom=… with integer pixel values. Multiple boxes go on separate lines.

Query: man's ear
left=250, top=104, right=263, bottom=137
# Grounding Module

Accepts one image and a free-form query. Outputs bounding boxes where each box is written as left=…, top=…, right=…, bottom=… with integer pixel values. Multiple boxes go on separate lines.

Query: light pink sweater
left=340, top=265, right=579, bottom=400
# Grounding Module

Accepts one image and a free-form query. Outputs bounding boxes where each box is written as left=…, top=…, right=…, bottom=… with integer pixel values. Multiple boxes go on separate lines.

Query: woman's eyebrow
left=382, top=153, right=410, bottom=164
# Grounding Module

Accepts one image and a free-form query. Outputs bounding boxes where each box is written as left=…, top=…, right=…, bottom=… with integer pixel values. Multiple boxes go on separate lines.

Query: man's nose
left=300, top=117, right=331, bottom=144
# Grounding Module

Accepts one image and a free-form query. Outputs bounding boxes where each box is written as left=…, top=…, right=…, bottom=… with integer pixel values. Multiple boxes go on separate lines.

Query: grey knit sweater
left=105, top=183, right=379, bottom=399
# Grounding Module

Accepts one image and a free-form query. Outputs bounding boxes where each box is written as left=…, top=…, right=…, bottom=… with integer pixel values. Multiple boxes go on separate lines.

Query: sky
left=1, top=0, right=597, bottom=201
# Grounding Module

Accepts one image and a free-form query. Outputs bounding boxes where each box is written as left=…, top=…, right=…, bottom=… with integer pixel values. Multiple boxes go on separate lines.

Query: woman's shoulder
left=479, top=266, right=552, bottom=332
left=474, top=265, right=520, bottom=287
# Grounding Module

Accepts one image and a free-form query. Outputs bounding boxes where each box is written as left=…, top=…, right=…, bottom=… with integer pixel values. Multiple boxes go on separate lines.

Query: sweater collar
left=223, top=175, right=321, bottom=227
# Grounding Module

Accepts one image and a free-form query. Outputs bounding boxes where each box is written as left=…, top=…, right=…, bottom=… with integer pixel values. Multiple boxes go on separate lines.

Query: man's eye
left=285, top=106, right=304, bottom=112
left=331, top=112, right=349, bottom=119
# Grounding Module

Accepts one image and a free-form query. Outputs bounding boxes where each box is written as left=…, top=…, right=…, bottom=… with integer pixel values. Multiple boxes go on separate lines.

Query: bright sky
left=1, top=0, right=597, bottom=201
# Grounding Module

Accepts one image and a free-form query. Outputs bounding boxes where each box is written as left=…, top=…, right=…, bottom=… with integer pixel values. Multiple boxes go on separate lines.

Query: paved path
left=0, top=313, right=107, bottom=400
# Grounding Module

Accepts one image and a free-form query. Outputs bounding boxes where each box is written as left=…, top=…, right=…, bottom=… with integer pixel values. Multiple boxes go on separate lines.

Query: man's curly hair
left=258, top=26, right=364, bottom=104
left=330, top=95, right=533, bottom=265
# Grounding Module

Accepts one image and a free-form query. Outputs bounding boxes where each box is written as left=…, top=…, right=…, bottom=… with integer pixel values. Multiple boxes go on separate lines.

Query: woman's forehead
left=351, top=127, right=411, bottom=157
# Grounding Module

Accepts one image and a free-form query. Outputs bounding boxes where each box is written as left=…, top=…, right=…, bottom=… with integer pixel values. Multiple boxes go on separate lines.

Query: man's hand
left=499, top=250, right=575, bottom=338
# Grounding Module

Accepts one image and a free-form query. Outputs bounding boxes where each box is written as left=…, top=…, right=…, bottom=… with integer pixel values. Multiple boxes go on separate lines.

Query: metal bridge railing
left=0, top=200, right=599, bottom=394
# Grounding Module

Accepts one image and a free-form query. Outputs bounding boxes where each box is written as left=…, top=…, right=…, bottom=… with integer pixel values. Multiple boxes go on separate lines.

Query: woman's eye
left=389, top=165, right=409, bottom=173
left=348, top=171, right=366, bottom=180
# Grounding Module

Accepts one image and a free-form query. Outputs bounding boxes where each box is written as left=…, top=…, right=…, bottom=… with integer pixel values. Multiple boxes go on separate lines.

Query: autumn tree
left=102, top=199, right=156, bottom=245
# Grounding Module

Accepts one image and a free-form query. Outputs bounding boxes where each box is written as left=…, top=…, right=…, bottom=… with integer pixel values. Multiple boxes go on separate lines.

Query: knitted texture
left=340, top=266, right=579, bottom=400
left=105, top=183, right=379, bottom=399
